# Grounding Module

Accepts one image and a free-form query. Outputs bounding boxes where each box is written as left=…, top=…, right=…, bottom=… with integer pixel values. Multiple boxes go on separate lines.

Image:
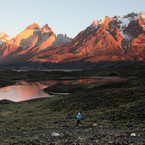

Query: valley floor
left=0, top=67, right=144, bottom=144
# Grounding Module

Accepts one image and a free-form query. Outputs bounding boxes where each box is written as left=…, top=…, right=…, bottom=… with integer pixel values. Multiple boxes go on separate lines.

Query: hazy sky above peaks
left=0, top=0, right=145, bottom=38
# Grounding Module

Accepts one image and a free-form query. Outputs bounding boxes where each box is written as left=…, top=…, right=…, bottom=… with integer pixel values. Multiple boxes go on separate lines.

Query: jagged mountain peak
left=123, top=12, right=139, bottom=19
left=90, top=16, right=111, bottom=27
left=42, top=24, right=53, bottom=33
left=52, top=34, right=71, bottom=47
left=113, top=12, right=145, bottom=40
left=91, top=20, right=99, bottom=26
left=115, top=11, right=145, bottom=25
left=90, top=12, right=145, bottom=31
left=31, top=11, right=145, bottom=64
left=0, top=32, right=10, bottom=42
left=89, top=12, right=145, bottom=41
left=113, top=11, right=145, bottom=20
left=26, top=23, right=54, bottom=33
left=113, top=15, right=120, bottom=20
left=26, top=22, right=41, bottom=30
left=42, top=24, right=49, bottom=30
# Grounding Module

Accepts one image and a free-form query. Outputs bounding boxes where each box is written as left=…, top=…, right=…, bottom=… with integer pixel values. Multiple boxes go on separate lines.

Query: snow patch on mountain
left=118, top=17, right=131, bottom=28
left=116, top=12, right=141, bottom=40
left=118, top=18, right=132, bottom=40
left=120, top=31, right=133, bottom=41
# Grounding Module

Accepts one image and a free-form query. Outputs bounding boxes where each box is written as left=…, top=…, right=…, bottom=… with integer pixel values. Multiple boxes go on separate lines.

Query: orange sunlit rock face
left=0, top=22, right=55, bottom=59
left=29, top=13, right=145, bottom=64
left=30, top=17, right=124, bottom=63
left=26, top=22, right=41, bottom=30
left=0, top=32, right=10, bottom=41
left=17, top=35, right=39, bottom=55
left=126, top=34, right=145, bottom=59
left=0, top=12, right=145, bottom=65
left=39, top=33, right=55, bottom=51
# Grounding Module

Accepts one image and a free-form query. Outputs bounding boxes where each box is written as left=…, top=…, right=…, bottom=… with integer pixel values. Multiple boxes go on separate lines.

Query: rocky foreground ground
left=0, top=126, right=145, bottom=144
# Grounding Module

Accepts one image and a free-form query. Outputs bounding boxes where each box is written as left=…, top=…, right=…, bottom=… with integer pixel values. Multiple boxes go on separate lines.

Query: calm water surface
left=0, top=77, right=126, bottom=102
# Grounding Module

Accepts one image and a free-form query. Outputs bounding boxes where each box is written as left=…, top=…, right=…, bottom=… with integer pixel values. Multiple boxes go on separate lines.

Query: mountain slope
left=0, top=23, right=55, bottom=58
left=0, top=23, right=71, bottom=64
left=30, top=12, right=145, bottom=64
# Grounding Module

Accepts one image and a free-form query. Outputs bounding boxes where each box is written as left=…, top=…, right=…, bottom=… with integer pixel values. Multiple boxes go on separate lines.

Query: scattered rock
left=92, top=123, right=97, bottom=127
left=51, top=132, right=60, bottom=137
left=78, top=137, right=84, bottom=141
left=108, top=141, right=113, bottom=144
left=130, top=133, right=136, bottom=137
left=95, top=139, right=99, bottom=143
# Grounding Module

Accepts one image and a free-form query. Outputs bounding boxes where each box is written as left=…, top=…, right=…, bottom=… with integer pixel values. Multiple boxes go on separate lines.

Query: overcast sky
left=0, top=0, right=145, bottom=38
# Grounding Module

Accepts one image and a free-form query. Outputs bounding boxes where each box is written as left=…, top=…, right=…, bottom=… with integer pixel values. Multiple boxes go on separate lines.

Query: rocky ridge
left=30, top=12, right=145, bottom=64
left=0, top=12, right=145, bottom=68
left=0, top=23, right=71, bottom=64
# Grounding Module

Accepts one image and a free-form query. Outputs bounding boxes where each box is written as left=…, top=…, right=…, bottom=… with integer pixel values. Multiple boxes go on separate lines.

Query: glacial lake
left=0, top=77, right=126, bottom=102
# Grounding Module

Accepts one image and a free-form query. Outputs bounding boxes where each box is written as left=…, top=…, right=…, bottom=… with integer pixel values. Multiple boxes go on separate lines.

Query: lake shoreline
left=0, top=69, right=128, bottom=102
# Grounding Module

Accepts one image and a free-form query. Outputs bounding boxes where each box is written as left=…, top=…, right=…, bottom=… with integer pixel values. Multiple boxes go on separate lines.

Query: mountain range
left=0, top=11, right=145, bottom=69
